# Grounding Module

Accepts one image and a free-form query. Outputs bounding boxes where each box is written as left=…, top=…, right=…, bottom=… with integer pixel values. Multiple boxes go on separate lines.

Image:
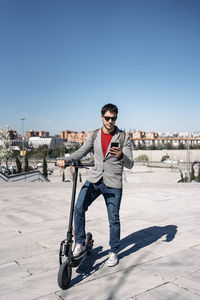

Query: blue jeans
left=74, top=180, right=122, bottom=253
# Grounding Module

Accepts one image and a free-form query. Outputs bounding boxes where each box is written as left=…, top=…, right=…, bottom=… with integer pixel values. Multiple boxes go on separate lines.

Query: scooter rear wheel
left=57, top=259, right=72, bottom=290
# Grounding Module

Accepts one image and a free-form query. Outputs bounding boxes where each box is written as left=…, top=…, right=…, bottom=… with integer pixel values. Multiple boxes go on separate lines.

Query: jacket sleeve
left=120, top=135, right=134, bottom=169
left=66, top=133, right=94, bottom=161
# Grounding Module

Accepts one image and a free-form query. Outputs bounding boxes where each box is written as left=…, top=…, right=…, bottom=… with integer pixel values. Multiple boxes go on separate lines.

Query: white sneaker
left=73, top=243, right=86, bottom=257
left=107, top=252, right=118, bottom=267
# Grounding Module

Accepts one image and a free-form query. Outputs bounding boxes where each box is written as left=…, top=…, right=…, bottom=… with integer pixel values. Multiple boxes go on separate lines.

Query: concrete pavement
left=0, top=168, right=200, bottom=299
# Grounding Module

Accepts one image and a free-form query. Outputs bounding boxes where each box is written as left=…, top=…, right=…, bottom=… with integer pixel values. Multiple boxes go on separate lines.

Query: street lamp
left=21, top=118, right=25, bottom=170
left=186, top=132, right=190, bottom=182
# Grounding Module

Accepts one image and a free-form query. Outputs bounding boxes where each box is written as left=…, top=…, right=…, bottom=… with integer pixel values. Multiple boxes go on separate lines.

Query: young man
left=57, top=104, right=134, bottom=266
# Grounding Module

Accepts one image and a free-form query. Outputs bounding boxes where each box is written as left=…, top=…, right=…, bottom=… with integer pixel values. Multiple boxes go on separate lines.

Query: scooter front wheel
left=57, top=259, right=72, bottom=290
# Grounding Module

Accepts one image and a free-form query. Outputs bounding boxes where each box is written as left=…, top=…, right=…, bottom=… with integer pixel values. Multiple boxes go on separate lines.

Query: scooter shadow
left=68, top=224, right=177, bottom=288
left=68, top=245, right=108, bottom=288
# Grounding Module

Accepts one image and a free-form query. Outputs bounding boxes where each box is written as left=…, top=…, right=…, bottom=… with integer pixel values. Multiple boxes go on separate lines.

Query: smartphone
left=111, top=142, right=119, bottom=148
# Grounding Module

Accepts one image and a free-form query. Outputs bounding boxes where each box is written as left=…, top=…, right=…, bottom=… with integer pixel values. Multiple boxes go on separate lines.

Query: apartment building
left=60, top=130, right=89, bottom=144
left=25, top=130, right=49, bottom=138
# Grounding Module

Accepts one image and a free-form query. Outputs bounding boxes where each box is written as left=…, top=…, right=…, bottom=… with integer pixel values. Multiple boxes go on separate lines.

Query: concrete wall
left=0, top=170, right=50, bottom=182
left=133, top=149, right=200, bottom=163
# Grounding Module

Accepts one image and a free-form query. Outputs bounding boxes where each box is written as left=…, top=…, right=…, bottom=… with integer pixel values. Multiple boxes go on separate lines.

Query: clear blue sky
left=0, top=0, right=200, bottom=135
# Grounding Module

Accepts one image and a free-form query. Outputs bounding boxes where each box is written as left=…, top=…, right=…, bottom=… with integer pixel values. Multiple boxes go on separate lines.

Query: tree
left=196, top=164, right=200, bottom=182
left=149, top=144, right=157, bottom=150
left=178, top=142, right=185, bottom=150
left=136, top=141, right=143, bottom=150
left=62, top=171, right=65, bottom=182
left=24, top=155, right=29, bottom=172
left=0, top=125, right=13, bottom=171
left=180, top=170, right=184, bottom=182
left=190, top=164, right=195, bottom=182
left=184, top=173, right=188, bottom=182
left=157, top=142, right=164, bottom=150
left=60, top=144, right=66, bottom=157
left=178, top=170, right=184, bottom=182
left=165, top=142, right=173, bottom=150
left=16, top=157, right=22, bottom=173
left=43, top=157, right=48, bottom=178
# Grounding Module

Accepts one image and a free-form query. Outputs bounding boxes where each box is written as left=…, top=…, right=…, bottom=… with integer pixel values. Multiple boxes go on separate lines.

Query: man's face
left=101, top=110, right=117, bottom=133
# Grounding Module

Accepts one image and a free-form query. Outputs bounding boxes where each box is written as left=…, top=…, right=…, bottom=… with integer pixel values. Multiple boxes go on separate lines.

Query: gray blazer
left=68, top=127, right=134, bottom=189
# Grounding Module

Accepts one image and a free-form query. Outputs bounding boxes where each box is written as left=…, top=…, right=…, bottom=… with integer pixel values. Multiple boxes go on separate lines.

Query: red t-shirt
left=101, top=129, right=113, bottom=157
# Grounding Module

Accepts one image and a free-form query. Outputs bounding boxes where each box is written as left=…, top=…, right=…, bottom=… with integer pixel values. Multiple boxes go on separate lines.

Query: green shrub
left=135, top=154, right=149, bottom=162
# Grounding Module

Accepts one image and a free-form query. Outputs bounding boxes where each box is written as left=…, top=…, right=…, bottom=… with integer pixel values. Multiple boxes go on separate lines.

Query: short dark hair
left=101, top=103, right=118, bottom=116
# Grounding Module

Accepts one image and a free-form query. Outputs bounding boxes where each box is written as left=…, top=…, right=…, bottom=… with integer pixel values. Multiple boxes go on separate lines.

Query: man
left=57, top=103, right=133, bottom=267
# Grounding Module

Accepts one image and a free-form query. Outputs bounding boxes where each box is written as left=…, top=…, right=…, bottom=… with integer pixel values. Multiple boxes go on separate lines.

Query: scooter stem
left=67, top=167, right=79, bottom=243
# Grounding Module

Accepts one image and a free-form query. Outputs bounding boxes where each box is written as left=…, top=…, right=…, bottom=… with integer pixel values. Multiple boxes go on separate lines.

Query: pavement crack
left=126, top=282, right=170, bottom=299
left=14, top=260, right=20, bottom=266
left=55, top=291, right=65, bottom=299
left=14, top=260, right=33, bottom=276
left=172, top=280, right=200, bottom=296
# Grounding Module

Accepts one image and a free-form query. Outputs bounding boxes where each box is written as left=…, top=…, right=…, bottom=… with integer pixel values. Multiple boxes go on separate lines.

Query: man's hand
left=56, top=159, right=66, bottom=168
left=109, top=147, right=123, bottom=159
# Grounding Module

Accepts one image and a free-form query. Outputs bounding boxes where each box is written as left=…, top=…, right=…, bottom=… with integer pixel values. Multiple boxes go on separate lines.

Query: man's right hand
left=56, top=159, right=66, bottom=168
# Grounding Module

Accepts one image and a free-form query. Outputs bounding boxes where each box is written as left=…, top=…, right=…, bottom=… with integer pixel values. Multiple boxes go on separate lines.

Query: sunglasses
left=103, top=116, right=117, bottom=122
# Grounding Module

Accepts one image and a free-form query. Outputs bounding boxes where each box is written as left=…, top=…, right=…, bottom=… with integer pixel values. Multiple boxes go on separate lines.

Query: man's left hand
left=109, top=147, right=123, bottom=159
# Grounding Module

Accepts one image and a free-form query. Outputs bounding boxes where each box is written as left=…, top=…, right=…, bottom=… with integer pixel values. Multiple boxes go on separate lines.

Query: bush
left=135, top=154, right=149, bottom=162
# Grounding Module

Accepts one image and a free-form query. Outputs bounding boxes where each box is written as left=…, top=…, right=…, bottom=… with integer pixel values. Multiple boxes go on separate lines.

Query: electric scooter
left=57, top=161, right=94, bottom=290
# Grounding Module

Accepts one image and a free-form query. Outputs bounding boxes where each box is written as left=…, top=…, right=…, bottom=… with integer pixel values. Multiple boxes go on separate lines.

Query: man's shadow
left=68, top=225, right=177, bottom=288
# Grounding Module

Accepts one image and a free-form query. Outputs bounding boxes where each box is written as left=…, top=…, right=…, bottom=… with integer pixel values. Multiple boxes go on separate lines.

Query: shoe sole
left=107, top=261, right=118, bottom=267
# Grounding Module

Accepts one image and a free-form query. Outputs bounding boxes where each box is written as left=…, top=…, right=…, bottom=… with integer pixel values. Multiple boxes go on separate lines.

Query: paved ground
left=0, top=167, right=200, bottom=299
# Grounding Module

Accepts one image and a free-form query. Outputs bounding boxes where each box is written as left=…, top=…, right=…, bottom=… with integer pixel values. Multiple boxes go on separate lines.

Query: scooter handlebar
left=56, top=159, right=94, bottom=168
left=65, top=160, right=94, bottom=168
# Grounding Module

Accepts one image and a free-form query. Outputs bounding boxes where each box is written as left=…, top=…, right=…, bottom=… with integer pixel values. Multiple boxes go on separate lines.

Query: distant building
left=28, top=137, right=63, bottom=149
left=146, top=132, right=159, bottom=139
left=60, top=130, right=89, bottom=144
left=25, top=130, right=49, bottom=138
left=9, top=130, right=18, bottom=140
left=132, top=130, right=146, bottom=139
left=39, top=131, right=49, bottom=138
